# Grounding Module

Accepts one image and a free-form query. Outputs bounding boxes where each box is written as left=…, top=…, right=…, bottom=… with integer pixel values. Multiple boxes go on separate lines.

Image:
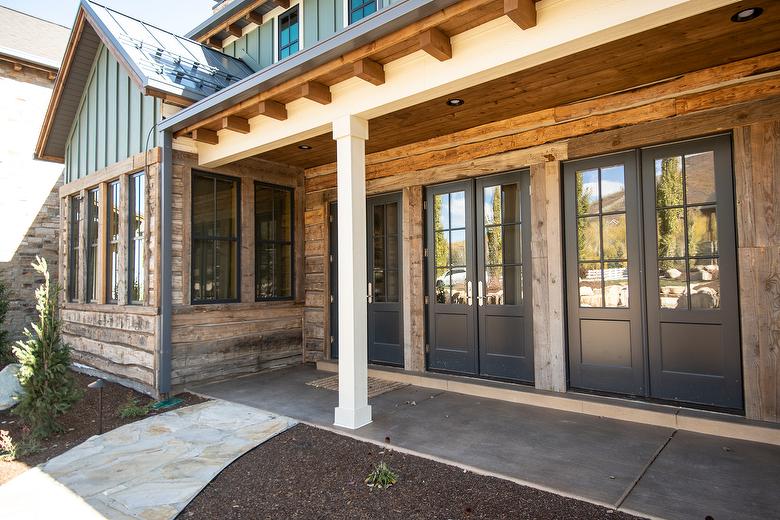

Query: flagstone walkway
left=0, top=400, right=296, bottom=519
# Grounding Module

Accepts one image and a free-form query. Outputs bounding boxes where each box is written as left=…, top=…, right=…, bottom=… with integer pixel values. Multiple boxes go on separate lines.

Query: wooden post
left=332, top=115, right=372, bottom=429
left=402, top=185, right=425, bottom=372
left=530, top=160, right=566, bottom=393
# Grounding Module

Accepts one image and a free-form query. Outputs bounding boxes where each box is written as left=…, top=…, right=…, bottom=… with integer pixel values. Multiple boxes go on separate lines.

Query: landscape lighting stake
left=87, top=379, right=106, bottom=435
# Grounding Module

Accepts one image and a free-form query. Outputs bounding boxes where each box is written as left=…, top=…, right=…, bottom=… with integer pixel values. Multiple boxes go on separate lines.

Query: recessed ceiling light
left=298, top=144, right=312, bottom=150
left=446, top=98, right=464, bottom=107
left=731, top=7, right=763, bottom=22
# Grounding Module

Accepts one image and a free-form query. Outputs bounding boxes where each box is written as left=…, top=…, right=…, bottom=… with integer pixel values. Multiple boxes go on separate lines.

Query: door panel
left=367, top=193, right=404, bottom=366
left=564, top=152, right=646, bottom=395
left=642, top=135, right=742, bottom=409
left=475, top=172, right=534, bottom=382
left=427, top=181, right=478, bottom=374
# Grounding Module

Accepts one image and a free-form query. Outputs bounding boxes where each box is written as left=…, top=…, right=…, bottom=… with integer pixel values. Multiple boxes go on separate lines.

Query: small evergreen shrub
left=0, top=279, right=11, bottom=366
left=117, top=397, right=153, bottom=419
left=365, top=461, right=398, bottom=491
left=12, top=257, right=81, bottom=439
left=0, top=430, right=40, bottom=462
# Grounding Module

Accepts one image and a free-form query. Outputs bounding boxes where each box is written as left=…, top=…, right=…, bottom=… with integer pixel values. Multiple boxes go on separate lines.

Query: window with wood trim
left=255, top=182, right=294, bottom=300
left=278, top=5, right=299, bottom=60
left=349, top=0, right=377, bottom=24
left=129, top=172, right=145, bottom=304
left=68, top=195, right=82, bottom=302
left=106, top=181, right=121, bottom=302
left=192, top=172, right=240, bottom=303
left=86, top=188, right=100, bottom=302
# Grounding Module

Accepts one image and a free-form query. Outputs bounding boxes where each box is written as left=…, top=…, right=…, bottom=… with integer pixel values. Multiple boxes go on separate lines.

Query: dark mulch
left=180, top=424, right=641, bottom=520
left=0, top=370, right=206, bottom=485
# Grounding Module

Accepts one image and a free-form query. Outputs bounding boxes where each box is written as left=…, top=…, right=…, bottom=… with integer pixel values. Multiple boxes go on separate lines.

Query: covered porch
left=190, top=364, right=780, bottom=520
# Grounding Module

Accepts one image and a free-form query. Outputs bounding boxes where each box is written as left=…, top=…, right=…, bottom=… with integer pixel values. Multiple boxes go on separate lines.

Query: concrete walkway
left=193, top=365, right=780, bottom=520
left=0, top=400, right=296, bottom=519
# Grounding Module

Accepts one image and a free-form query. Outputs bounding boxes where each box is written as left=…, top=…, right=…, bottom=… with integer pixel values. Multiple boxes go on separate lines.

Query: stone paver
left=0, top=400, right=296, bottom=519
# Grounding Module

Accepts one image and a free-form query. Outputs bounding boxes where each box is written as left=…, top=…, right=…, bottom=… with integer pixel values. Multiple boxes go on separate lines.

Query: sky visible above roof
left=0, top=0, right=215, bottom=35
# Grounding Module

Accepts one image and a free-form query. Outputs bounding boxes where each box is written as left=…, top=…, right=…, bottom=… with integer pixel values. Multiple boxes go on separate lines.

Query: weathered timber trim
left=59, top=148, right=161, bottom=197
left=402, top=185, right=425, bottom=372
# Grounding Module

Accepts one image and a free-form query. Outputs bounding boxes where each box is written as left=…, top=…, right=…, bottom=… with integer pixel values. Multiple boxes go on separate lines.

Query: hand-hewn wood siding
left=63, top=45, right=159, bottom=183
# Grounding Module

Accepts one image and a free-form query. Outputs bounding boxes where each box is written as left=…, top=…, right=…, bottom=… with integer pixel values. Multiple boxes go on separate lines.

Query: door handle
left=477, top=280, right=484, bottom=306
left=367, top=282, right=373, bottom=303
left=467, top=280, right=473, bottom=306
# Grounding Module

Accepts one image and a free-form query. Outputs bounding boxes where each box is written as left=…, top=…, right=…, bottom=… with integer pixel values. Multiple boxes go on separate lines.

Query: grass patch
left=116, top=397, right=153, bottom=419
left=365, top=461, right=398, bottom=491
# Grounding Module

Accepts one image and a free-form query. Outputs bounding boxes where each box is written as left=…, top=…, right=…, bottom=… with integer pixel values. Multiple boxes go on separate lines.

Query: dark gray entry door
left=328, top=194, right=404, bottom=366
left=564, top=134, right=743, bottom=410
left=427, top=173, right=534, bottom=382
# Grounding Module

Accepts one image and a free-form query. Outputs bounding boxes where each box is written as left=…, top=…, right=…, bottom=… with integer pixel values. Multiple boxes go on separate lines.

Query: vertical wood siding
left=223, top=19, right=274, bottom=71
left=64, top=45, right=159, bottom=183
left=303, top=0, right=343, bottom=48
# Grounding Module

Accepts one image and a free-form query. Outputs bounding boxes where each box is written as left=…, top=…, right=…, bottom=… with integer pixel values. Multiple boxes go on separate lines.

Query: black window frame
left=67, top=194, right=82, bottom=302
left=349, top=0, right=378, bottom=24
left=86, top=188, right=100, bottom=303
left=128, top=171, right=146, bottom=305
left=254, top=181, right=295, bottom=302
left=106, top=180, right=121, bottom=303
left=191, top=170, right=241, bottom=304
left=277, top=5, right=300, bottom=61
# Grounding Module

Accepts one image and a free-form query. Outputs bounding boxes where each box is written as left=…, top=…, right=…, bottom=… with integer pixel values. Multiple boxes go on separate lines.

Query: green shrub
left=0, top=279, right=11, bottom=366
left=12, top=257, right=81, bottom=439
left=0, top=430, right=40, bottom=462
left=365, top=461, right=398, bottom=491
left=117, top=397, right=153, bottom=419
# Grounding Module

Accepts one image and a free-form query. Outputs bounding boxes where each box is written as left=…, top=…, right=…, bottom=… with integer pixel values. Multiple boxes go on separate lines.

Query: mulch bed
left=180, top=424, right=642, bottom=520
left=0, top=370, right=206, bottom=485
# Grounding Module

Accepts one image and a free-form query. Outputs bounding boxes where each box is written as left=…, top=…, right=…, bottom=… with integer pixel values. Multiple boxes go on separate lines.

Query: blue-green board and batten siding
left=64, top=44, right=160, bottom=183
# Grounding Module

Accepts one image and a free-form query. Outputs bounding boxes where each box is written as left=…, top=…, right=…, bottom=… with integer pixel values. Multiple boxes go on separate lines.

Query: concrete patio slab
left=0, top=400, right=296, bottom=519
left=192, top=365, right=780, bottom=519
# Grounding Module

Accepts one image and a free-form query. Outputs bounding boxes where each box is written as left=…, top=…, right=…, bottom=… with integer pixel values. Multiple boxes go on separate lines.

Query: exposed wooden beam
left=207, top=35, right=223, bottom=48
left=419, top=28, right=452, bottom=61
left=273, top=0, right=290, bottom=8
left=504, top=0, right=537, bottom=30
left=226, top=22, right=243, bottom=38
left=258, top=100, right=288, bottom=120
left=192, top=128, right=219, bottom=145
left=246, top=11, right=264, bottom=26
left=222, top=115, right=250, bottom=133
left=301, top=81, right=332, bottom=104
left=13, top=63, right=22, bottom=72
left=354, top=59, right=385, bottom=86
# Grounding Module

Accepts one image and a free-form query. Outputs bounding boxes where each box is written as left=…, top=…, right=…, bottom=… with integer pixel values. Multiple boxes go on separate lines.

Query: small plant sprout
left=365, top=461, right=398, bottom=491
left=117, top=397, right=153, bottom=419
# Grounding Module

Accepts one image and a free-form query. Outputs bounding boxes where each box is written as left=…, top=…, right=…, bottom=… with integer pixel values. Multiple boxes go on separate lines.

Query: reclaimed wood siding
left=64, top=45, right=159, bottom=182
left=169, top=151, right=305, bottom=387
left=734, top=120, right=780, bottom=422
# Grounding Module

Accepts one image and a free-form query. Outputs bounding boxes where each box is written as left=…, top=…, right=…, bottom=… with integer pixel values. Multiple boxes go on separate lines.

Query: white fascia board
left=197, top=0, right=740, bottom=167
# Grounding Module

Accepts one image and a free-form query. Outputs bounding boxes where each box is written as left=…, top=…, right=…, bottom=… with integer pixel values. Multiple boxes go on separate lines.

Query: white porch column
left=333, top=115, right=372, bottom=429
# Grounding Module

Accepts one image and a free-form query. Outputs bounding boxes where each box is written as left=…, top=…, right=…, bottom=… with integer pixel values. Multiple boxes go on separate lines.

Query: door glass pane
left=484, top=226, right=502, bottom=265
left=602, top=214, right=627, bottom=261
left=485, top=266, right=503, bottom=305
left=435, top=267, right=450, bottom=303
left=501, top=265, right=523, bottom=305
left=684, top=152, right=716, bottom=204
left=659, top=259, right=688, bottom=309
left=689, top=258, right=720, bottom=309
left=579, top=262, right=603, bottom=307
left=577, top=216, right=601, bottom=261
left=386, top=202, right=398, bottom=236
left=387, top=235, right=399, bottom=269
left=656, top=208, right=685, bottom=258
left=434, top=231, right=450, bottom=266
left=373, top=269, right=385, bottom=303
left=687, top=206, right=718, bottom=256
left=502, top=183, right=520, bottom=223
left=373, top=205, right=385, bottom=236
left=604, top=262, right=629, bottom=308
left=373, top=236, right=385, bottom=270
left=484, top=186, right=501, bottom=225
left=576, top=169, right=599, bottom=215
left=601, top=165, right=626, bottom=212
left=655, top=157, right=684, bottom=207
left=450, top=191, right=466, bottom=228
left=450, top=229, right=466, bottom=265
left=386, top=270, right=399, bottom=302
left=434, top=194, right=449, bottom=230
left=502, top=224, right=522, bottom=265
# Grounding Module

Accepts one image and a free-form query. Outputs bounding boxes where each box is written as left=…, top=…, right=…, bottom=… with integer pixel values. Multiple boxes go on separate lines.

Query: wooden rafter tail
left=354, top=59, right=385, bottom=86
left=301, top=81, right=332, bottom=105
left=257, top=100, right=288, bottom=120
left=246, top=11, right=264, bottom=25
left=227, top=22, right=243, bottom=38
left=207, top=35, right=223, bottom=48
left=419, top=27, right=452, bottom=61
left=192, top=128, right=219, bottom=145
left=222, top=115, right=251, bottom=134
left=504, top=0, right=537, bottom=29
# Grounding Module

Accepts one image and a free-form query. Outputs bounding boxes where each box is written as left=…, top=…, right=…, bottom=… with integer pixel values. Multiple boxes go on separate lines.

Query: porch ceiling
left=257, top=0, right=780, bottom=169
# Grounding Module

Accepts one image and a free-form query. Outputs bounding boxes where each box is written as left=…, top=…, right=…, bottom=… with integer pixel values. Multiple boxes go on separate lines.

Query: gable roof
left=36, top=0, right=253, bottom=162
left=0, top=6, right=70, bottom=70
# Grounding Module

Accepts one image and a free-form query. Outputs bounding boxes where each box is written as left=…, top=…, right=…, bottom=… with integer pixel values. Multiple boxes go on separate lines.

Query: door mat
left=306, top=375, right=408, bottom=398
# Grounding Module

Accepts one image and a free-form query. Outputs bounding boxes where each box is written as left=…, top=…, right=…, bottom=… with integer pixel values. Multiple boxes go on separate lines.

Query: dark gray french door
left=426, top=171, right=534, bottom=382
left=564, top=134, right=743, bottom=410
left=329, top=194, right=404, bottom=366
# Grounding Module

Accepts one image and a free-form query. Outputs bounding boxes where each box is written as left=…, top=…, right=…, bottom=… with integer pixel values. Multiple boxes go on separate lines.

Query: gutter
left=186, top=0, right=259, bottom=40
left=159, top=0, right=462, bottom=135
